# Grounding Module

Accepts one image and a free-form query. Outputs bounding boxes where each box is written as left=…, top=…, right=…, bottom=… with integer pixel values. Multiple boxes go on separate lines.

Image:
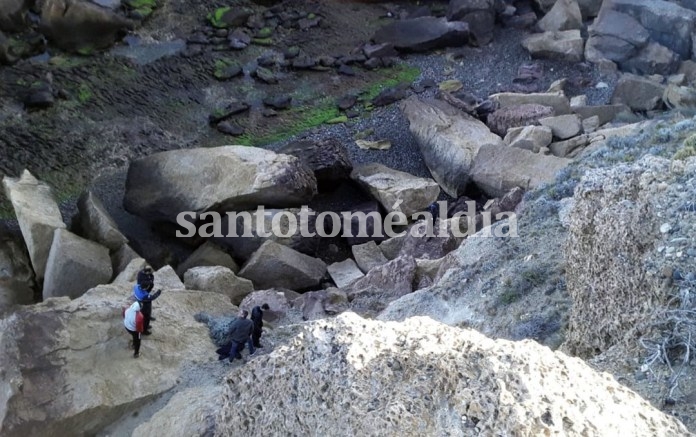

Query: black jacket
left=251, top=306, right=264, bottom=329
left=228, top=318, right=253, bottom=343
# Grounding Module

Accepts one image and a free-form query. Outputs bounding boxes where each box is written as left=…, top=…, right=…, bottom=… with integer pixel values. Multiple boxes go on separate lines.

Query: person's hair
left=261, top=303, right=270, bottom=310
left=241, top=310, right=249, bottom=318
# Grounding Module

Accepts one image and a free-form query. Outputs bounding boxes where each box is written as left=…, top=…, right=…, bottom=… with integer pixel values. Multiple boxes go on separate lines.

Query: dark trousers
left=230, top=338, right=254, bottom=360
left=252, top=326, right=262, bottom=347
left=217, top=338, right=254, bottom=361
left=140, top=301, right=152, bottom=331
left=126, top=328, right=141, bottom=354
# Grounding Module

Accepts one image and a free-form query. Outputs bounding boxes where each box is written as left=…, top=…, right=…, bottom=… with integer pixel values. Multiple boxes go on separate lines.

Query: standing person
left=133, top=267, right=162, bottom=335
left=123, top=301, right=145, bottom=358
left=250, top=303, right=270, bottom=348
left=217, top=310, right=255, bottom=362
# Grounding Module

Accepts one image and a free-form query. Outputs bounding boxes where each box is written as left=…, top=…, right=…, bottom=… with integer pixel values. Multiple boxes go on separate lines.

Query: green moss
left=257, top=27, right=273, bottom=38
left=49, top=55, right=89, bottom=69
left=126, top=0, right=156, bottom=8
left=326, top=115, right=348, bottom=124
left=76, top=46, right=95, bottom=56
left=251, top=38, right=273, bottom=46
left=208, top=7, right=232, bottom=28
left=77, top=84, right=93, bottom=104
left=359, top=64, right=420, bottom=102
left=236, top=101, right=339, bottom=146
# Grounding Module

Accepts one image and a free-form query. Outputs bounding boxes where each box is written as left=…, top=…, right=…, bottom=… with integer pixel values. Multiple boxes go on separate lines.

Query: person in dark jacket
left=217, top=310, right=255, bottom=362
left=250, top=303, right=269, bottom=348
left=133, top=267, right=161, bottom=335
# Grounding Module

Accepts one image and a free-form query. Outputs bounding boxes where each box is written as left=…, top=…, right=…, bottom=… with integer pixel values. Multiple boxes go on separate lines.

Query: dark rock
left=411, top=82, right=426, bottom=93
left=363, top=42, right=397, bottom=59
left=283, top=46, right=300, bottom=58
left=261, top=108, right=277, bottom=117
left=228, top=29, right=251, bottom=50
left=292, top=55, right=316, bottom=69
left=447, top=0, right=496, bottom=46
left=363, top=57, right=381, bottom=70
left=39, top=0, right=134, bottom=52
left=406, top=5, right=432, bottom=19
left=339, top=53, right=366, bottom=65
left=257, top=52, right=280, bottom=67
left=504, top=12, right=537, bottom=29
left=216, top=121, right=244, bottom=136
left=338, top=64, right=356, bottom=76
left=278, top=137, right=353, bottom=185
left=214, top=62, right=242, bottom=80
left=611, top=73, right=665, bottom=111
left=337, top=94, right=358, bottom=110
left=187, top=33, right=209, bottom=45
left=254, top=66, right=277, bottom=83
left=372, top=86, right=409, bottom=107
left=344, top=201, right=385, bottom=246
left=216, top=8, right=253, bottom=28
left=24, top=83, right=54, bottom=109
left=381, top=57, right=397, bottom=68
left=372, top=16, right=469, bottom=52
left=345, top=109, right=359, bottom=118
left=214, top=29, right=228, bottom=38
left=487, top=103, right=554, bottom=136
left=246, top=13, right=265, bottom=29
left=263, top=94, right=292, bottom=110
left=620, top=42, right=680, bottom=76
left=298, top=16, right=320, bottom=30
left=420, top=78, right=437, bottom=88
left=208, top=101, right=250, bottom=124
left=317, top=55, right=336, bottom=67
left=512, top=62, right=544, bottom=93
left=610, top=0, right=696, bottom=59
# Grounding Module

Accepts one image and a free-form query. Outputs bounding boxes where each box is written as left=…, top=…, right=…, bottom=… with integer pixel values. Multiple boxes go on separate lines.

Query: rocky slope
left=214, top=312, right=689, bottom=436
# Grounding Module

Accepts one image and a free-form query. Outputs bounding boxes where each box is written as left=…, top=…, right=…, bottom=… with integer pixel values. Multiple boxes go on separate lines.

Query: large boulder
left=400, top=97, right=504, bottom=197
left=489, top=92, right=571, bottom=115
left=277, top=138, right=353, bottom=186
left=39, top=0, right=134, bottom=52
left=537, top=0, right=582, bottom=32
left=124, top=146, right=318, bottom=224
left=110, top=243, right=139, bottom=280
left=132, top=387, right=220, bottom=437
left=346, top=255, right=416, bottom=317
left=238, top=240, right=327, bottom=290
left=183, top=266, right=253, bottom=305
left=76, top=190, right=127, bottom=251
left=239, top=288, right=301, bottom=325
left=0, top=233, right=35, bottom=312
left=350, top=163, right=441, bottom=217
left=211, top=208, right=319, bottom=261
left=586, top=10, right=650, bottom=63
left=2, top=170, right=66, bottom=281
left=663, top=83, right=696, bottom=109
left=0, top=0, right=31, bottom=32
left=609, top=0, right=696, bottom=59
left=486, top=104, right=554, bottom=137
left=216, top=312, right=690, bottom=436
left=327, top=259, right=364, bottom=288
left=446, top=0, right=495, bottom=46
left=621, top=42, right=680, bottom=76
left=401, top=97, right=570, bottom=198
left=176, top=241, right=238, bottom=277
left=372, top=16, right=469, bottom=52
left=0, top=285, right=236, bottom=436
left=397, top=220, right=463, bottom=260
left=522, top=30, right=585, bottom=63
left=296, top=288, right=349, bottom=321
left=611, top=73, right=665, bottom=111
left=504, top=125, right=553, bottom=152
left=42, top=229, right=112, bottom=300
left=351, top=240, right=389, bottom=274
left=154, top=265, right=184, bottom=290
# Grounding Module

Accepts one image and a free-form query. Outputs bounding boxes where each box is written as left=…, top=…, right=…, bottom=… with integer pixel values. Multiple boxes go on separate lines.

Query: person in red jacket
left=124, top=301, right=145, bottom=358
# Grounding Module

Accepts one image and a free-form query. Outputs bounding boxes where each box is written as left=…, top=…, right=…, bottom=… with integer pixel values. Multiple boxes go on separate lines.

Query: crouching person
left=124, top=301, right=145, bottom=358
left=217, top=310, right=255, bottom=362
